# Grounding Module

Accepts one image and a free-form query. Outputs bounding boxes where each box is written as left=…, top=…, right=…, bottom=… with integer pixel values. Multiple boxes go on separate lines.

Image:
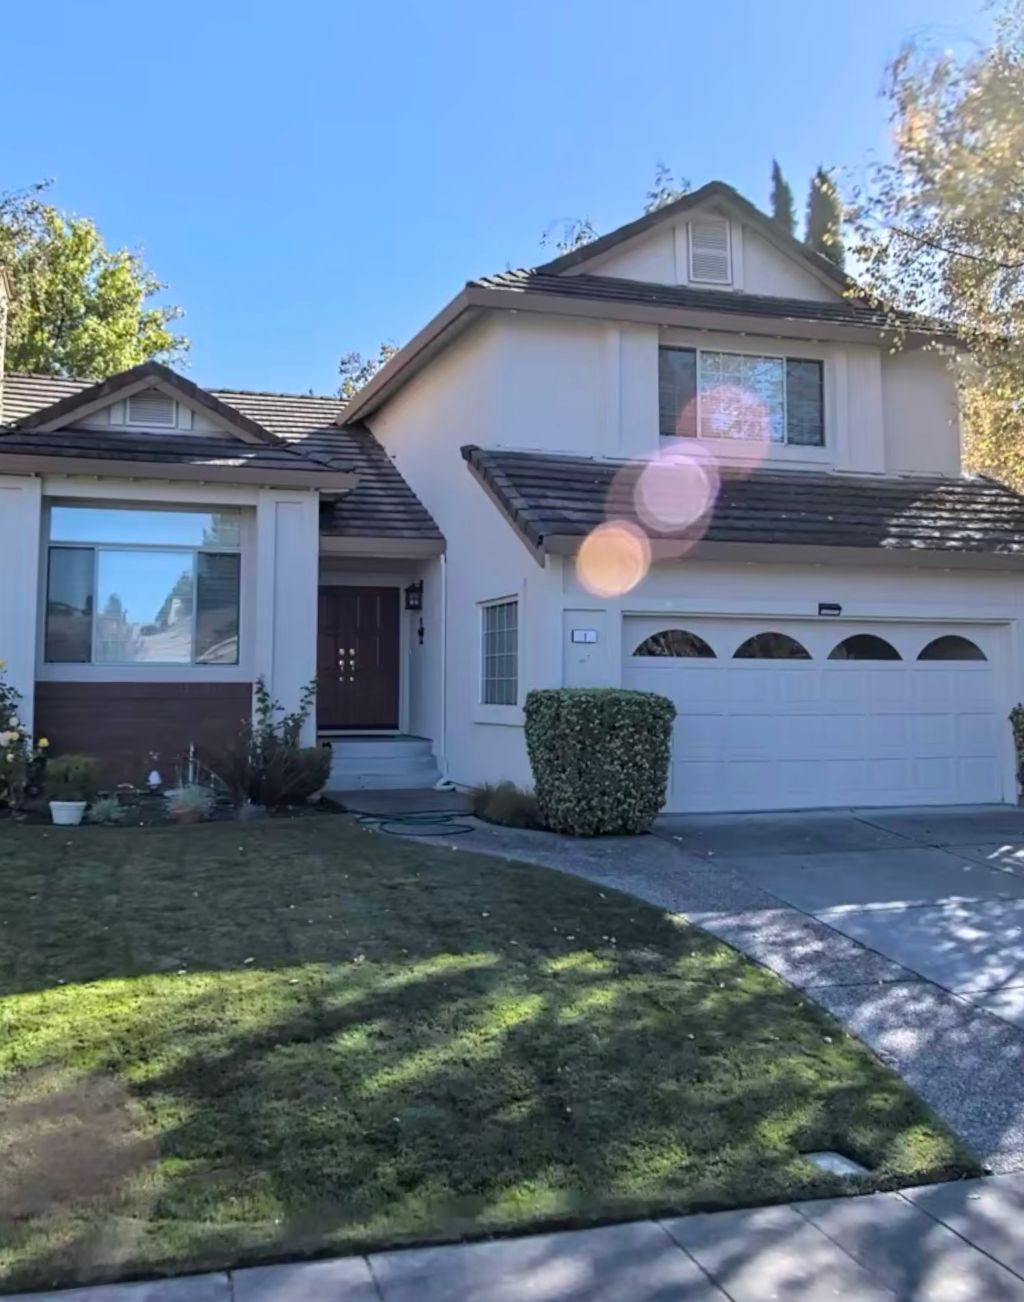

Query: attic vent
left=688, top=218, right=732, bottom=285
left=127, top=390, right=177, bottom=427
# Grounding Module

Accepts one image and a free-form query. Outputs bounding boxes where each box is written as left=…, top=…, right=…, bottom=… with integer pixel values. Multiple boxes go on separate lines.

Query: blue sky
left=5, top=0, right=987, bottom=396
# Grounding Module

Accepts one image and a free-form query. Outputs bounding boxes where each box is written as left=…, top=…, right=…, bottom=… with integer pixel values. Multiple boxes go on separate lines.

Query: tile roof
left=462, top=445, right=1024, bottom=556
left=470, top=270, right=944, bottom=338
left=1, top=373, right=442, bottom=543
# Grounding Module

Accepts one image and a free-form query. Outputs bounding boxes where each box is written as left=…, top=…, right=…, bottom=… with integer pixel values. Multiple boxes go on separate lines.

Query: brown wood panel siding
left=35, top=682, right=252, bottom=787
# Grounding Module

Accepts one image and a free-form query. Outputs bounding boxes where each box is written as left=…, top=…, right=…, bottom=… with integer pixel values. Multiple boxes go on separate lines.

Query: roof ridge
left=5, top=371, right=344, bottom=405
left=213, top=386, right=343, bottom=403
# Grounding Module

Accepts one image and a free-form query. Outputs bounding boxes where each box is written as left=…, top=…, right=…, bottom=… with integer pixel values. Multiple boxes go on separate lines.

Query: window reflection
left=50, top=505, right=241, bottom=548
left=96, top=552, right=194, bottom=663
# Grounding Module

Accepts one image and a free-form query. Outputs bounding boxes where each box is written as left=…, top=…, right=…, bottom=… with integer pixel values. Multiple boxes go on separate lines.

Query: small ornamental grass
left=469, top=781, right=543, bottom=829
left=165, top=784, right=217, bottom=824
left=87, top=796, right=126, bottom=826
left=525, top=688, right=675, bottom=836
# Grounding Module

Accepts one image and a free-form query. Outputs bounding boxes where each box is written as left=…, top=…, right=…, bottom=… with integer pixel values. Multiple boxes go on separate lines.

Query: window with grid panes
left=481, top=599, right=518, bottom=705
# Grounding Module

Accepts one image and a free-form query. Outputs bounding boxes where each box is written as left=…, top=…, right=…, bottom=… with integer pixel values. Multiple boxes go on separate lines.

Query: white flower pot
left=50, top=800, right=87, bottom=827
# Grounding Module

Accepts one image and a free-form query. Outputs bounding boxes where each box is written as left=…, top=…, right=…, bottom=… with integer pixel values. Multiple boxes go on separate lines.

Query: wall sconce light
left=405, top=580, right=424, bottom=612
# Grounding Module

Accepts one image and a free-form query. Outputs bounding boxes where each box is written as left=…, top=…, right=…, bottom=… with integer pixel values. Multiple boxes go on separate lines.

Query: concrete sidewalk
left=11, top=1174, right=1024, bottom=1301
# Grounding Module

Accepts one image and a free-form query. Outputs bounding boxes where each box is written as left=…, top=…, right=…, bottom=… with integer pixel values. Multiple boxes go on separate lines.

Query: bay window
left=44, top=505, right=242, bottom=665
left=659, top=346, right=824, bottom=447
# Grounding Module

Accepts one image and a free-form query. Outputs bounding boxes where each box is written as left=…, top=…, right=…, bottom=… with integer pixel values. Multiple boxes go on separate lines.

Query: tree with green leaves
left=540, top=217, right=597, bottom=256
left=804, top=167, right=845, bottom=267
left=770, top=160, right=796, bottom=236
left=848, top=0, right=1024, bottom=488
left=338, top=342, right=398, bottom=400
left=644, top=163, right=689, bottom=214
left=0, top=183, right=187, bottom=377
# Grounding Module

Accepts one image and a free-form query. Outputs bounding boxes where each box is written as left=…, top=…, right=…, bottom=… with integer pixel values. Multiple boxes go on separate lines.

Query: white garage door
left=622, top=618, right=1008, bottom=813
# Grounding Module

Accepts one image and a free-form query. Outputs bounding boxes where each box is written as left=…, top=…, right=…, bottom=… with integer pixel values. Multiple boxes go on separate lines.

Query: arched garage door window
left=633, top=630, right=716, bottom=658
left=733, top=632, right=811, bottom=659
left=918, top=635, right=987, bottom=661
left=828, top=634, right=901, bottom=661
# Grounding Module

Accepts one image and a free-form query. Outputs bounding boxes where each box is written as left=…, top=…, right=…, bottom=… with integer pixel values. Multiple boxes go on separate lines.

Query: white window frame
left=479, top=596, right=519, bottom=707
left=43, top=503, right=243, bottom=668
left=659, top=344, right=827, bottom=450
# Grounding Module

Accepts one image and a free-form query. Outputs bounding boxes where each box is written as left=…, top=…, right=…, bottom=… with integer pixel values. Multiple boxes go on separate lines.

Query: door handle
left=338, top=647, right=357, bottom=683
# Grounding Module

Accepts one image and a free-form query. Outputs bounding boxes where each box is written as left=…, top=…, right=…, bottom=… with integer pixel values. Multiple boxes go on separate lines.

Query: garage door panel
left=624, top=617, right=1007, bottom=812
left=955, top=673, right=996, bottom=709
left=957, top=713, right=999, bottom=752
left=827, top=715, right=868, bottom=754
left=864, top=713, right=910, bottom=751
left=960, top=756, right=1002, bottom=800
left=677, top=717, right=724, bottom=760
left=912, top=713, right=957, bottom=750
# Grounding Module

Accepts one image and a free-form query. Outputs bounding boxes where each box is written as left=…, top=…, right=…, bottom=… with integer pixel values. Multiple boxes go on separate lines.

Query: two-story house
left=3, top=182, right=1024, bottom=812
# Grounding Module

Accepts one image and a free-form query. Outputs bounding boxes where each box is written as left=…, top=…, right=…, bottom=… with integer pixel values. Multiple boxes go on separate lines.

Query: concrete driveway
left=659, top=806, right=1024, bottom=1030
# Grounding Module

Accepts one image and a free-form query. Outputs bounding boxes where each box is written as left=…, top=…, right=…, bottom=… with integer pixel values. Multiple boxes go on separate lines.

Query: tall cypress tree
left=770, top=160, right=796, bottom=236
left=805, top=167, right=845, bottom=268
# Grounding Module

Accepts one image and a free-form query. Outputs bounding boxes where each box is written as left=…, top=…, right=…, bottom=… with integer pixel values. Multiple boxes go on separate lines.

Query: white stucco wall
left=0, top=476, right=42, bottom=734
left=370, top=324, right=563, bottom=788
left=884, top=349, right=961, bottom=476
left=478, top=313, right=954, bottom=476
left=570, top=209, right=840, bottom=303
left=741, top=228, right=836, bottom=301
left=255, top=490, right=319, bottom=743
left=579, top=226, right=676, bottom=282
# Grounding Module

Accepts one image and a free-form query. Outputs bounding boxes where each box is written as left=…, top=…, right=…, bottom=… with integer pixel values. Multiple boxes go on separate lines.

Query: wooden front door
left=317, top=586, right=400, bottom=730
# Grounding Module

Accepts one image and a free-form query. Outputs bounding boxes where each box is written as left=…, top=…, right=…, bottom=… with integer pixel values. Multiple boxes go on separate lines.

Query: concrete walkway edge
left=11, top=1174, right=1024, bottom=1301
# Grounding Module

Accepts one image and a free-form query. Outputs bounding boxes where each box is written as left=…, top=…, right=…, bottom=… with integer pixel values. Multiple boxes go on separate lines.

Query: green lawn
left=0, top=819, right=973, bottom=1291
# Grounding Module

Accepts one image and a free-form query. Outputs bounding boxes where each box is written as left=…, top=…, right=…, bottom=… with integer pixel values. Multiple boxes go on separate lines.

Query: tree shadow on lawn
left=0, top=822, right=976, bottom=1292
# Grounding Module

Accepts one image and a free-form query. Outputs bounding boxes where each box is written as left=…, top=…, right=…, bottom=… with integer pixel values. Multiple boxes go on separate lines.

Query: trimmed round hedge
left=524, top=688, right=676, bottom=836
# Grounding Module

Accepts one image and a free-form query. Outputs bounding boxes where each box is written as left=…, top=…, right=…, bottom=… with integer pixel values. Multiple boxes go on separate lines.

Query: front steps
left=322, top=734, right=442, bottom=791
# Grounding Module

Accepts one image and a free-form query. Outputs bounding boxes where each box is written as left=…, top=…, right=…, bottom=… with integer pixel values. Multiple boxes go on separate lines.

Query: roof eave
left=542, top=534, right=1024, bottom=569
left=337, top=289, right=480, bottom=425
left=318, top=534, right=446, bottom=557
left=468, top=284, right=951, bottom=347
left=0, top=450, right=357, bottom=491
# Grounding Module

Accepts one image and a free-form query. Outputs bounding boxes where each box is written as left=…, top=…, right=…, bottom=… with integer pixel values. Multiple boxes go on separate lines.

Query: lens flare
left=633, top=444, right=720, bottom=535
left=698, top=384, right=775, bottom=473
left=576, top=520, right=651, bottom=597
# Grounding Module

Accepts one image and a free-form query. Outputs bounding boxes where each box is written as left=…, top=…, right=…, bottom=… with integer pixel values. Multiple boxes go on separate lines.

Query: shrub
left=524, top=688, right=675, bottom=836
left=470, top=781, right=544, bottom=829
left=292, top=746, right=332, bottom=803
left=165, top=784, right=216, bottom=823
left=1011, top=704, right=1024, bottom=790
left=211, top=677, right=324, bottom=811
left=88, top=795, right=126, bottom=825
left=46, top=754, right=102, bottom=804
left=0, top=661, right=48, bottom=811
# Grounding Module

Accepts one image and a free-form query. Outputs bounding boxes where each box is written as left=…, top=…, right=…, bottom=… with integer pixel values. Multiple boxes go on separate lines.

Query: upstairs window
left=659, top=347, right=824, bottom=446
left=44, top=505, right=242, bottom=666
left=688, top=218, right=731, bottom=284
